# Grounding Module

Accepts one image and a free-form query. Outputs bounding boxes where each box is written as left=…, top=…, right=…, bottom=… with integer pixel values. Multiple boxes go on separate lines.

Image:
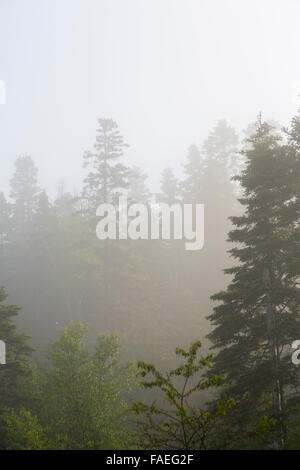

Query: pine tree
left=207, top=115, right=300, bottom=446
left=179, top=123, right=239, bottom=339
left=0, top=286, right=33, bottom=447
left=128, top=166, right=151, bottom=204
left=157, top=167, right=180, bottom=204
left=82, top=119, right=130, bottom=331
left=202, top=119, right=240, bottom=183
left=181, top=144, right=204, bottom=204
left=9, top=156, right=41, bottom=229
left=201, top=120, right=239, bottom=215
left=287, top=111, right=300, bottom=151
left=200, top=120, right=240, bottom=292
left=83, top=118, right=130, bottom=213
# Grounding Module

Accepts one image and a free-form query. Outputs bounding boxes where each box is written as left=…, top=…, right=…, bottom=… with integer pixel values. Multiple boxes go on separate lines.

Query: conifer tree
left=207, top=115, right=300, bottom=446
left=128, top=166, right=150, bottom=204
left=157, top=167, right=180, bottom=204
left=9, top=156, right=40, bottom=229
left=0, top=286, right=33, bottom=447
left=82, top=119, right=130, bottom=331
left=180, top=123, right=239, bottom=336
left=83, top=118, right=130, bottom=213
left=181, top=144, right=204, bottom=204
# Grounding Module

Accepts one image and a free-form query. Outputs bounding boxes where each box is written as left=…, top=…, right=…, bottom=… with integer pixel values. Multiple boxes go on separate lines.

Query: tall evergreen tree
left=82, top=119, right=130, bottom=331
left=9, top=156, right=40, bottom=229
left=181, top=144, right=204, bottom=204
left=207, top=116, right=300, bottom=446
left=200, top=120, right=240, bottom=291
left=179, top=123, right=240, bottom=342
left=157, top=167, right=180, bottom=204
left=128, top=166, right=150, bottom=204
left=0, top=286, right=33, bottom=448
left=83, top=118, right=130, bottom=212
left=202, top=119, right=240, bottom=183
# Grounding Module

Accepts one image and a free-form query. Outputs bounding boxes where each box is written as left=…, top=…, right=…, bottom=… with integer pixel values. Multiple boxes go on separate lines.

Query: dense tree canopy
left=1, top=113, right=300, bottom=449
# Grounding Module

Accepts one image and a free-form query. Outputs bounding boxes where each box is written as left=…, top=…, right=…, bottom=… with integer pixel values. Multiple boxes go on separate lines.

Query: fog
left=1, top=0, right=300, bottom=452
left=1, top=0, right=299, bottom=196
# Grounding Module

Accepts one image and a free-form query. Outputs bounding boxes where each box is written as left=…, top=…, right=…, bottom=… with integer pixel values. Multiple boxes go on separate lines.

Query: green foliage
left=0, top=117, right=240, bottom=381
left=2, top=114, right=300, bottom=449
left=9, top=156, right=41, bottom=228
left=3, top=408, right=49, bottom=450
left=0, top=286, right=34, bottom=448
left=83, top=118, right=130, bottom=211
left=133, top=340, right=235, bottom=450
left=206, top=394, right=278, bottom=449
left=0, top=287, right=33, bottom=410
left=207, top=113, right=300, bottom=446
left=32, top=323, right=135, bottom=449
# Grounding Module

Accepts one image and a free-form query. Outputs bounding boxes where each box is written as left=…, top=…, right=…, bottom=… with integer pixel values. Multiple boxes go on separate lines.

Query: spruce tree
left=157, top=167, right=180, bottom=204
left=83, top=118, right=130, bottom=212
left=207, top=115, right=300, bottom=446
left=128, top=166, right=150, bottom=204
left=82, top=119, right=130, bottom=331
left=180, top=123, right=239, bottom=338
left=200, top=120, right=240, bottom=295
left=181, top=144, right=204, bottom=204
left=0, top=286, right=33, bottom=447
left=9, top=156, right=40, bottom=229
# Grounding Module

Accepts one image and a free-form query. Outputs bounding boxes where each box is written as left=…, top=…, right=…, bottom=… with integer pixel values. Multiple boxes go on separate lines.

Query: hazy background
left=0, top=0, right=300, bottom=196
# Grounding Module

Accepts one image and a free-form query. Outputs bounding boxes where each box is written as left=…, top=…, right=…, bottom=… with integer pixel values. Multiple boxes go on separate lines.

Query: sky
left=0, top=0, right=300, bottom=198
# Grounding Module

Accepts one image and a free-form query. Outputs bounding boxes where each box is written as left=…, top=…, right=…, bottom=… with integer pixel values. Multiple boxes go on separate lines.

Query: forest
left=0, top=112, right=300, bottom=450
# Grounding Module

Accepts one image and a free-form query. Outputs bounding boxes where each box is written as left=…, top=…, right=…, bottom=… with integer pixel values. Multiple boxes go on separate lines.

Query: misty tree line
left=0, top=118, right=239, bottom=360
left=0, top=112, right=300, bottom=449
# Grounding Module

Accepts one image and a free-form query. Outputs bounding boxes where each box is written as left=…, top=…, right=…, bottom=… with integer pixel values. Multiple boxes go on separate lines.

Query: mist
left=1, top=0, right=299, bottom=196
left=0, top=0, right=300, bottom=453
